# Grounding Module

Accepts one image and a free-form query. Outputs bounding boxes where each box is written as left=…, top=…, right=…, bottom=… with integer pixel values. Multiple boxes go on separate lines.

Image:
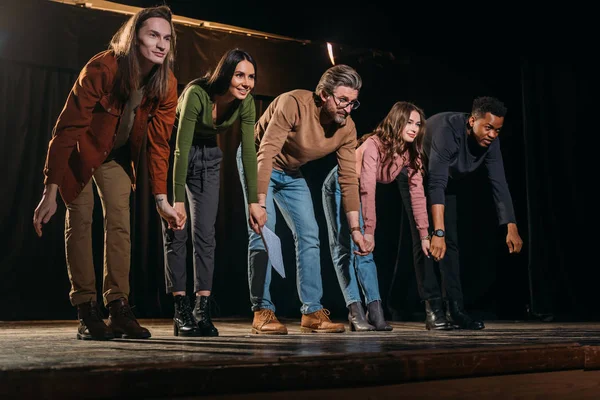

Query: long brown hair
left=358, top=101, right=426, bottom=177
left=109, top=5, right=176, bottom=105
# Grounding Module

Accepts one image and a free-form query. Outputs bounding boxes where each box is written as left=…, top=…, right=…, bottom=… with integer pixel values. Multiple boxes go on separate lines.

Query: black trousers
left=162, top=139, right=223, bottom=293
left=395, top=168, right=463, bottom=302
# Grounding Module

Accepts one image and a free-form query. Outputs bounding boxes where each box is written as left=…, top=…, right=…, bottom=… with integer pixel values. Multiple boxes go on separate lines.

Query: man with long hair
left=33, top=6, right=183, bottom=340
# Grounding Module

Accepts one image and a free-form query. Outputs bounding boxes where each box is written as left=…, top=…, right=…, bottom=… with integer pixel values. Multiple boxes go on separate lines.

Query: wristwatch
left=432, top=229, right=445, bottom=238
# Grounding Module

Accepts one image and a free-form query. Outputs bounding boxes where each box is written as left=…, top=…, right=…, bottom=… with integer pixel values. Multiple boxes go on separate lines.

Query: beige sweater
left=255, top=89, right=359, bottom=212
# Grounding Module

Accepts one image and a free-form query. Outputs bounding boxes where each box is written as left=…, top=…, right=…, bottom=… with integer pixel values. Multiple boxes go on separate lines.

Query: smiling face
left=227, top=60, right=255, bottom=101
left=469, top=112, right=504, bottom=147
left=136, top=17, right=172, bottom=72
left=400, top=110, right=422, bottom=143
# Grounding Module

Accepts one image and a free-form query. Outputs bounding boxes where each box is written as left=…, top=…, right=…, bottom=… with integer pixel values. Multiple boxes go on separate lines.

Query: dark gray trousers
left=395, top=168, right=463, bottom=302
left=162, top=140, right=223, bottom=293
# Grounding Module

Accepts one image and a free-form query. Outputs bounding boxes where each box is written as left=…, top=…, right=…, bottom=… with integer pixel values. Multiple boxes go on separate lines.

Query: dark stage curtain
left=0, top=60, right=78, bottom=319
left=0, top=1, right=583, bottom=323
left=520, top=58, right=586, bottom=320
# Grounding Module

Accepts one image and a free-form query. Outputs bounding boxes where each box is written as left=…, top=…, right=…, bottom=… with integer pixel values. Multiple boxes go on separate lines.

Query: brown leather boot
left=76, top=301, right=114, bottom=341
left=300, top=308, right=345, bottom=333
left=251, top=309, right=288, bottom=335
left=107, top=297, right=151, bottom=339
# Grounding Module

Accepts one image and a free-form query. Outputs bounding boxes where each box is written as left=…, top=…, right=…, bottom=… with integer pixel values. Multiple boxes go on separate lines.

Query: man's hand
left=506, top=223, right=523, bottom=254
left=33, top=184, right=58, bottom=237
left=430, top=205, right=446, bottom=262
left=248, top=203, right=267, bottom=234
left=430, top=235, right=446, bottom=261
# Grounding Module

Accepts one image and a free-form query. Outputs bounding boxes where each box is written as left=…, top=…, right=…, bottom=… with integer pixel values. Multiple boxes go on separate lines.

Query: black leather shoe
left=348, top=302, right=375, bottom=332
left=193, top=296, right=219, bottom=337
left=173, top=295, right=202, bottom=337
left=76, top=301, right=114, bottom=340
left=445, top=299, right=485, bottom=330
left=366, top=300, right=392, bottom=331
left=424, top=298, right=453, bottom=330
left=107, top=298, right=151, bottom=339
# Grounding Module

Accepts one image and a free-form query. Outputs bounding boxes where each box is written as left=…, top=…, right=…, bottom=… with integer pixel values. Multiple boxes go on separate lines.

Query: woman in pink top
left=322, top=101, right=430, bottom=331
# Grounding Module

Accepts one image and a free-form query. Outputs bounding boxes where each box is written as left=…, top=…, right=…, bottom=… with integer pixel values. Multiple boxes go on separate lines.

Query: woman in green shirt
left=162, top=49, right=266, bottom=336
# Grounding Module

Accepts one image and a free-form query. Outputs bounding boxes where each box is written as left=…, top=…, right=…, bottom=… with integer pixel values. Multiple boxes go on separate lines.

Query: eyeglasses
left=331, top=94, right=360, bottom=110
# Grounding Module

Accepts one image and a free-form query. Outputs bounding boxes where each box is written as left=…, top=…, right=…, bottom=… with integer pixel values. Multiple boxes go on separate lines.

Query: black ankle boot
left=193, top=296, right=219, bottom=337
left=445, top=299, right=485, bottom=330
left=107, top=297, right=151, bottom=339
left=76, top=301, right=114, bottom=340
left=424, top=298, right=453, bottom=330
left=347, top=302, right=375, bottom=332
left=366, top=300, right=392, bottom=331
left=173, top=295, right=201, bottom=337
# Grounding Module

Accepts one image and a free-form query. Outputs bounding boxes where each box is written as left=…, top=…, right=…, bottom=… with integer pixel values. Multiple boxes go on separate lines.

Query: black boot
left=193, top=296, right=219, bottom=337
left=445, top=299, right=485, bottom=330
left=424, top=298, right=453, bottom=330
left=76, top=301, right=114, bottom=340
left=107, top=297, right=152, bottom=339
left=366, top=300, right=392, bottom=331
left=348, top=302, right=375, bottom=332
left=173, top=295, right=202, bottom=337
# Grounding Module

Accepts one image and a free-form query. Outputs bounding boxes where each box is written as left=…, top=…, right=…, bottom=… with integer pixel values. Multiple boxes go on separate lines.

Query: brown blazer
left=43, top=50, right=177, bottom=205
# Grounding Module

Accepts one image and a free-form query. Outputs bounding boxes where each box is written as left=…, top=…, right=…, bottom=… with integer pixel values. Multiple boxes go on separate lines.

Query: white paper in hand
left=261, top=226, right=285, bottom=278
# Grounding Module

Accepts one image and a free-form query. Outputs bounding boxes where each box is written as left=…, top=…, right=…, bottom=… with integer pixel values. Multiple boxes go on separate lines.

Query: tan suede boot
left=252, top=309, right=288, bottom=335
left=300, top=308, right=345, bottom=333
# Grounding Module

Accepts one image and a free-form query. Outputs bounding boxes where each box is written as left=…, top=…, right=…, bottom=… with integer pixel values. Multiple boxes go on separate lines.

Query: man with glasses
left=236, top=64, right=368, bottom=334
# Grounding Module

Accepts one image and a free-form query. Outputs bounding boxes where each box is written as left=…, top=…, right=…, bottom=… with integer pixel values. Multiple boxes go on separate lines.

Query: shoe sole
left=425, top=325, right=454, bottom=331
left=174, top=326, right=207, bottom=337
left=76, top=333, right=114, bottom=341
left=174, top=331, right=205, bottom=337
left=449, top=324, right=485, bottom=330
left=251, top=328, right=287, bottom=335
left=300, top=327, right=345, bottom=333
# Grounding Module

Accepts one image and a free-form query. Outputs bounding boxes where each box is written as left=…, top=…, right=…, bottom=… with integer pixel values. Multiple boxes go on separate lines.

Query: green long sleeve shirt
left=173, top=84, right=258, bottom=203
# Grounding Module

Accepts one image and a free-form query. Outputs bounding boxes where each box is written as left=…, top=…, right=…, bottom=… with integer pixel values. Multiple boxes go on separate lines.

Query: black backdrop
left=0, top=0, right=587, bottom=322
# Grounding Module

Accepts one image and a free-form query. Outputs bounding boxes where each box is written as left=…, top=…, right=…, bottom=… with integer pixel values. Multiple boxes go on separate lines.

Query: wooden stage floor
left=2, top=318, right=600, bottom=399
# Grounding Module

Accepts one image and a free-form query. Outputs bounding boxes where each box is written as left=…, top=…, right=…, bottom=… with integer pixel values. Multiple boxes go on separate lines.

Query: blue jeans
left=236, top=145, right=323, bottom=314
left=322, top=166, right=381, bottom=306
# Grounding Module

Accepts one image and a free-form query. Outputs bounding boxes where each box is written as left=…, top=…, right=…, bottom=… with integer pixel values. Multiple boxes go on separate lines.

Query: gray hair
left=315, top=64, right=362, bottom=97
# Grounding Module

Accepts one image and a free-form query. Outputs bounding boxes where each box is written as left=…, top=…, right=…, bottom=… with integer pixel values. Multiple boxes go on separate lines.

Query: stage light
left=327, top=42, right=335, bottom=65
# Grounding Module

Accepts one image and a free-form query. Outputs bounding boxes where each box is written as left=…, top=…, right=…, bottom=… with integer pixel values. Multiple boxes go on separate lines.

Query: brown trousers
left=65, top=161, right=131, bottom=306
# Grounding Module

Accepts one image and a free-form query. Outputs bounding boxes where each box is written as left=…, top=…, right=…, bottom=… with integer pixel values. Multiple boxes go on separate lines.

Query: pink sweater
left=357, top=136, right=429, bottom=237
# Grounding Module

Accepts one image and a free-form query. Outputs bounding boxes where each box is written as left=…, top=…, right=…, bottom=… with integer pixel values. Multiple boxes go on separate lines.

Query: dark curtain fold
left=0, top=60, right=77, bottom=319
left=520, top=58, right=585, bottom=319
